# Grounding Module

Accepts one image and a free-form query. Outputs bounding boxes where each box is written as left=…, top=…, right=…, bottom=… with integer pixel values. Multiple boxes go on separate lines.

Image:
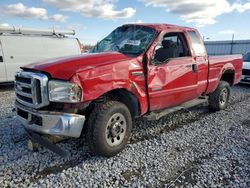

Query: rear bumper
left=15, top=102, right=85, bottom=138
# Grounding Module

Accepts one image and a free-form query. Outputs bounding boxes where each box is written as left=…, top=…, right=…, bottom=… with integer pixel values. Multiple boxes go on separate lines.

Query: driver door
left=148, top=32, right=199, bottom=111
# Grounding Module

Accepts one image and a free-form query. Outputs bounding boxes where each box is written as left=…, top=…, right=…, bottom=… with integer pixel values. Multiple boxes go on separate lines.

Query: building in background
left=205, top=40, right=250, bottom=56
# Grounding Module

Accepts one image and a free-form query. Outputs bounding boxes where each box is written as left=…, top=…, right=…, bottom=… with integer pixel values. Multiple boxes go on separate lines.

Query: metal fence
left=204, top=40, right=250, bottom=56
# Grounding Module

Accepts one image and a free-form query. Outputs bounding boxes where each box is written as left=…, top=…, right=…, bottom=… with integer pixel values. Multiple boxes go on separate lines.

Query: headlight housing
left=48, top=80, right=82, bottom=103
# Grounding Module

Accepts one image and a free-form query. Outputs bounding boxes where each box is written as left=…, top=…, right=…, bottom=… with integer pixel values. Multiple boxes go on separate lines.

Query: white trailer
left=0, top=26, right=81, bottom=83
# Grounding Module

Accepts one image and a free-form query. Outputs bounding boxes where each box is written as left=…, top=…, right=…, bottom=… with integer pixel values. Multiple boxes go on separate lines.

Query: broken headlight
left=48, top=80, right=82, bottom=103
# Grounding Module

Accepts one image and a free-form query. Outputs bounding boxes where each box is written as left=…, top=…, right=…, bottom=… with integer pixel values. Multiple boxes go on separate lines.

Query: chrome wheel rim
left=219, top=88, right=228, bottom=106
left=105, top=113, right=126, bottom=147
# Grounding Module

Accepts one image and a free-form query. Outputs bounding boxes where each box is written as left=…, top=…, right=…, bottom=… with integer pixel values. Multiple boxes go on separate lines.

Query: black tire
left=86, top=101, right=132, bottom=157
left=208, top=81, right=231, bottom=111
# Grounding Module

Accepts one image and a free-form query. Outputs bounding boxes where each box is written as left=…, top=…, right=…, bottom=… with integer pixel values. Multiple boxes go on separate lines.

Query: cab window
left=154, top=32, right=190, bottom=63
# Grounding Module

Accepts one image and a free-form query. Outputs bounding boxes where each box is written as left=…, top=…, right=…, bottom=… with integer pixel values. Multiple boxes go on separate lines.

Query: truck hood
left=23, top=52, right=133, bottom=80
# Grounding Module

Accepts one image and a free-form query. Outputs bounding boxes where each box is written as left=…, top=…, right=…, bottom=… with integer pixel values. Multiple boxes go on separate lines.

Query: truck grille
left=242, top=69, right=250, bottom=76
left=15, top=71, right=49, bottom=109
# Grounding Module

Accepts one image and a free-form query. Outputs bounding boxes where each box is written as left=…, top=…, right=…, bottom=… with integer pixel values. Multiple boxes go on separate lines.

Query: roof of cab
left=123, top=23, right=196, bottom=32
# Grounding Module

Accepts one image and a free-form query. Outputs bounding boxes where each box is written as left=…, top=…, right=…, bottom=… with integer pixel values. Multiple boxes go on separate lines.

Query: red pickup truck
left=15, top=24, right=242, bottom=157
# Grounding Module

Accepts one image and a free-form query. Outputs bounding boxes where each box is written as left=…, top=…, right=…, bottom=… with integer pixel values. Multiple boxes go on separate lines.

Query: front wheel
left=208, top=81, right=231, bottom=111
left=86, top=101, right=132, bottom=157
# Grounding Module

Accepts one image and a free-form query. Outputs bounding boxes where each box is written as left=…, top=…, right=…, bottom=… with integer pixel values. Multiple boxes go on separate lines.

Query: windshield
left=90, top=25, right=156, bottom=56
left=243, top=52, right=250, bottom=62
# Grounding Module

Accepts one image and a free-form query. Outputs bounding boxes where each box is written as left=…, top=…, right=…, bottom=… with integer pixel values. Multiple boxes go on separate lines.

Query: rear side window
left=188, top=31, right=206, bottom=56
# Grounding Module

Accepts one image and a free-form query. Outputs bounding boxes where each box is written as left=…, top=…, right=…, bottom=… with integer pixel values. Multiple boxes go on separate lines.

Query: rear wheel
left=86, top=101, right=132, bottom=157
left=208, top=81, right=230, bottom=111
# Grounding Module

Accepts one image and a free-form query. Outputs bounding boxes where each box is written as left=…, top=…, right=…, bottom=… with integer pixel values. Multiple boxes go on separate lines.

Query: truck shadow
left=237, top=83, right=250, bottom=88
left=130, top=105, right=211, bottom=144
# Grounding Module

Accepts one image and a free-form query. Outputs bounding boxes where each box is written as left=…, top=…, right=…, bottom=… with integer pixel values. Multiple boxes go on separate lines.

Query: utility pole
left=230, top=34, right=234, bottom=54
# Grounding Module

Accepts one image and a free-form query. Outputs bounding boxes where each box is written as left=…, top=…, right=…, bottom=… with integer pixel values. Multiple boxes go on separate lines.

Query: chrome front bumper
left=241, top=75, right=250, bottom=84
left=15, top=102, right=85, bottom=138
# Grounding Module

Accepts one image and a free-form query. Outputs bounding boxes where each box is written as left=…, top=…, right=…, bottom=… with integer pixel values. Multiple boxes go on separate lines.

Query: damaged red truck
left=15, top=24, right=243, bottom=157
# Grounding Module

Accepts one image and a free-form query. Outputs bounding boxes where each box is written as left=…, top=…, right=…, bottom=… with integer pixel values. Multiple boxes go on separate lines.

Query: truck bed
left=206, top=55, right=243, bottom=94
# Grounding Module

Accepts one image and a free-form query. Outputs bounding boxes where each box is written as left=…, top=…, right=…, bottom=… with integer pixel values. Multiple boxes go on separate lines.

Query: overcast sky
left=1, top=0, right=250, bottom=44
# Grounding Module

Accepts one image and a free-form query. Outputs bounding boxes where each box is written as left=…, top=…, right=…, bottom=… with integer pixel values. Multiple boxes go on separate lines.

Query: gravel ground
left=0, top=84, right=249, bottom=187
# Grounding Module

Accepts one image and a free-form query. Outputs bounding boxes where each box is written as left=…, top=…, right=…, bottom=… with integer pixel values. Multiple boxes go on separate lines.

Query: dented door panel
left=148, top=57, right=198, bottom=111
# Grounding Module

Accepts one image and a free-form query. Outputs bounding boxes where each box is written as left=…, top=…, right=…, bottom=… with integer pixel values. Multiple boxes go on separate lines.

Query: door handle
left=185, top=64, right=197, bottom=73
left=131, top=71, right=144, bottom=76
left=192, top=64, right=197, bottom=73
left=0, top=56, right=3, bottom=62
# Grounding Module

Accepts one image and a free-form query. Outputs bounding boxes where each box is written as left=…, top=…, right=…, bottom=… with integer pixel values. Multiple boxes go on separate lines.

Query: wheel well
left=103, top=89, right=140, bottom=118
left=80, top=89, right=140, bottom=135
left=221, top=69, right=234, bottom=85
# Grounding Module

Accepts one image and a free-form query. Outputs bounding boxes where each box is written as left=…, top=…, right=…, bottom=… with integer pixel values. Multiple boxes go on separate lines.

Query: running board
left=144, top=97, right=208, bottom=121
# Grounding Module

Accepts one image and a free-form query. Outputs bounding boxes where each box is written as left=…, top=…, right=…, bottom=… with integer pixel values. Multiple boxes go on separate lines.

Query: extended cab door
left=187, top=31, right=209, bottom=95
left=0, top=40, right=7, bottom=82
left=147, top=32, right=199, bottom=111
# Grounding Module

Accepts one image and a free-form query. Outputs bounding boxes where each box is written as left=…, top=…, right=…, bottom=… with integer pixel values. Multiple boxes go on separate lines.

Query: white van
left=241, top=52, right=250, bottom=84
left=0, top=26, right=81, bottom=83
